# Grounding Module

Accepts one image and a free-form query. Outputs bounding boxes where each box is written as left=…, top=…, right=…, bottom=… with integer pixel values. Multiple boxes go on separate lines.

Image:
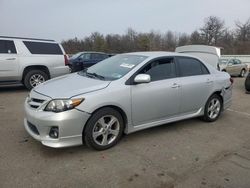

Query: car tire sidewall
left=24, top=70, right=49, bottom=90
left=240, top=69, right=245, bottom=77
left=203, top=94, right=222, bottom=122
left=84, top=107, right=124, bottom=150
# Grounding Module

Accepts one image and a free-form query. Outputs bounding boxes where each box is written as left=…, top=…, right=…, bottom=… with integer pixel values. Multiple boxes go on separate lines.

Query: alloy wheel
left=207, top=98, right=221, bottom=119
left=92, top=115, right=120, bottom=146
left=241, top=70, right=245, bottom=77
left=29, top=74, right=45, bottom=87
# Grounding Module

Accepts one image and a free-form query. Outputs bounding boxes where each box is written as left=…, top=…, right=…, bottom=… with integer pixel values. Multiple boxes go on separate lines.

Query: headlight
left=44, top=98, right=84, bottom=112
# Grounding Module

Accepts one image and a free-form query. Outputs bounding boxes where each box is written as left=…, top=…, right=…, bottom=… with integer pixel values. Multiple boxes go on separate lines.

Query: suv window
left=139, top=58, right=176, bottom=81
left=0, top=40, right=17, bottom=54
left=23, top=41, right=63, bottom=55
left=177, top=57, right=209, bottom=77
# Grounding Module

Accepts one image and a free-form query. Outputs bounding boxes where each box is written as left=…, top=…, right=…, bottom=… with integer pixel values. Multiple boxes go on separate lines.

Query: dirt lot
left=0, top=78, right=250, bottom=188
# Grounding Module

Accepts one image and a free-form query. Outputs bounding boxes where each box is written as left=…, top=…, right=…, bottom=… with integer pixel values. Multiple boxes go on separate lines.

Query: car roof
left=125, top=51, right=199, bottom=59
left=79, top=51, right=107, bottom=54
left=0, top=36, right=55, bottom=42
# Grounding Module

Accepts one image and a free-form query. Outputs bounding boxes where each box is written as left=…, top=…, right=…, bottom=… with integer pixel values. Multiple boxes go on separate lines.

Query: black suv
left=69, top=52, right=109, bottom=72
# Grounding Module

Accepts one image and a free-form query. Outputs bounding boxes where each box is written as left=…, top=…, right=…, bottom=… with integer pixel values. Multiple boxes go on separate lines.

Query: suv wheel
left=84, top=107, right=124, bottom=150
left=240, top=69, right=246, bottom=77
left=202, top=94, right=222, bottom=122
left=24, top=70, right=49, bottom=90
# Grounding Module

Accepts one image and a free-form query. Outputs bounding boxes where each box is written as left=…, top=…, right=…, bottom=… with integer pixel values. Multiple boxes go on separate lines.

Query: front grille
left=27, top=121, right=40, bottom=135
left=28, top=98, right=45, bottom=109
left=32, top=98, right=45, bottom=103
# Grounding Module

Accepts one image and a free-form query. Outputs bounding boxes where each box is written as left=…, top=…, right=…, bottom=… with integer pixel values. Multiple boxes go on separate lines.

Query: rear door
left=176, top=56, right=213, bottom=114
left=234, top=59, right=243, bottom=74
left=131, top=57, right=181, bottom=126
left=227, top=59, right=238, bottom=75
left=0, top=40, right=19, bottom=81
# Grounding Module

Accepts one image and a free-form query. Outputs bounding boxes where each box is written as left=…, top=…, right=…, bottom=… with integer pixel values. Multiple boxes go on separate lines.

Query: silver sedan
left=24, top=52, right=233, bottom=150
left=219, top=58, right=248, bottom=77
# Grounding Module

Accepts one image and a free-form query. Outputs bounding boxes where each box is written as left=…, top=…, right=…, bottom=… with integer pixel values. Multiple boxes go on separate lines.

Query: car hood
left=34, top=73, right=111, bottom=99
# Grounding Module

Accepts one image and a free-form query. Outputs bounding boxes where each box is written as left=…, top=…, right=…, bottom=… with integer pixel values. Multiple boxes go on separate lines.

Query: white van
left=0, top=36, right=70, bottom=89
left=176, top=45, right=221, bottom=70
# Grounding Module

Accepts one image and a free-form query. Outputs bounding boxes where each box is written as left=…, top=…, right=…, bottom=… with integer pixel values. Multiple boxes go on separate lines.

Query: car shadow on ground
left=26, top=117, right=206, bottom=157
left=0, top=85, right=27, bottom=93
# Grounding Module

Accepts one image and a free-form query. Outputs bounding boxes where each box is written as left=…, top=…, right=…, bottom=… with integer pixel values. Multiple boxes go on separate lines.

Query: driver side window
left=139, top=58, right=176, bottom=82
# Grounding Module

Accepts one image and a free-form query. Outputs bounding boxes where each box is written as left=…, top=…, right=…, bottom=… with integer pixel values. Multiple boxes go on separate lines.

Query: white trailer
left=175, top=45, right=221, bottom=69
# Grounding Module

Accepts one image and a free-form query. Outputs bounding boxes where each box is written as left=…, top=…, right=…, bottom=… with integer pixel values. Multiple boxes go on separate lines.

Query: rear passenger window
left=139, top=58, right=176, bottom=81
left=177, top=57, right=209, bottom=77
left=91, top=53, right=107, bottom=60
left=23, top=41, right=63, bottom=55
left=0, top=40, right=17, bottom=54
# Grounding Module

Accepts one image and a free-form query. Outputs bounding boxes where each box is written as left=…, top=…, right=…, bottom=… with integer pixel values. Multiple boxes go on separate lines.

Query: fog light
left=49, top=127, right=59, bottom=139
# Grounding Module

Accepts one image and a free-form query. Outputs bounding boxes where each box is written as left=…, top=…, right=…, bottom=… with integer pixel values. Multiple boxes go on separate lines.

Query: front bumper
left=24, top=99, right=90, bottom=148
left=222, top=85, right=233, bottom=110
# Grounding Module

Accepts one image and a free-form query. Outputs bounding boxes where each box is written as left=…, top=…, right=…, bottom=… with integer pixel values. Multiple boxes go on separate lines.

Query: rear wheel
left=84, top=107, right=124, bottom=150
left=240, top=69, right=246, bottom=77
left=202, top=94, right=222, bottom=122
left=23, top=70, right=49, bottom=90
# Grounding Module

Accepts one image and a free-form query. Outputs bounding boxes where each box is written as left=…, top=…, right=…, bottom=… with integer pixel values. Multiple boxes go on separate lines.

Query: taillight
left=64, top=55, right=69, bottom=66
left=230, top=77, right=234, bottom=85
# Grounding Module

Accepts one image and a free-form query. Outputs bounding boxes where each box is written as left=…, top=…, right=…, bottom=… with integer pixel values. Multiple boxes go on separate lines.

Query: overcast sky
left=0, top=0, right=249, bottom=42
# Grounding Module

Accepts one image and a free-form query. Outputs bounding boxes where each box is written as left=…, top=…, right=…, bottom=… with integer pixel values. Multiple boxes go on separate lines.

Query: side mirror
left=134, top=74, right=151, bottom=84
left=228, top=63, right=233, bottom=66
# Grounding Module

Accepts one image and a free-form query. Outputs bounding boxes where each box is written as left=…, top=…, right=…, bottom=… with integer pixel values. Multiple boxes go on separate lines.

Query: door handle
left=6, top=58, right=16, bottom=60
left=171, top=83, right=180, bottom=88
left=206, top=79, right=213, bottom=84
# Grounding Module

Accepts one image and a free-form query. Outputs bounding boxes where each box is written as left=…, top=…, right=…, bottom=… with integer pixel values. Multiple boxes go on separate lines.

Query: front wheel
left=84, top=107, right=124, bottom=150
left=202, top=94, right=222, bottom=122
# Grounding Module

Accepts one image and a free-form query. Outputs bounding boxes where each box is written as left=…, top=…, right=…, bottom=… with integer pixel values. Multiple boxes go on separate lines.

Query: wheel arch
left=208, top=90, right=224, bottom=108
left=82, top=105, right=128, bottom=136
left=22, top=65, right=50, bottom=83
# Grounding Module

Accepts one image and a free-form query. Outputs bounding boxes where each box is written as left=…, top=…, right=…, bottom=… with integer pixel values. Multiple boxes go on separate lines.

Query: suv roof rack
left=0, top=36, right=55, bottom=42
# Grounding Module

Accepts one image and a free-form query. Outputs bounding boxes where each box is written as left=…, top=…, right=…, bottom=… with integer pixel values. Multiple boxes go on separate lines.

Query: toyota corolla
left=24, top=52, right=233, bottom=150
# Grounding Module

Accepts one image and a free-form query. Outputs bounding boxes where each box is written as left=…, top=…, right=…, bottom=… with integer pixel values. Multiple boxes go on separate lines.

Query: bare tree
left=200, top=16, right=225, bottom=45
left=62, top=16, right=250, bottom=55
left=235, top=19, right=250, bottom=41
left=190, top=30, right=203, bottom=44
left=178, top=33, right=190, bottom=46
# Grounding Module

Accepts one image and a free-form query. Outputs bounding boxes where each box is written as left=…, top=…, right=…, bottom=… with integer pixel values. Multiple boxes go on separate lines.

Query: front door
left=131, top=57, right=181, bottom=126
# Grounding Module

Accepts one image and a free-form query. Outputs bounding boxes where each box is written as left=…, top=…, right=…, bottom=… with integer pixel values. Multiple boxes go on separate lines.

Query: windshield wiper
left=86, top=72, right=105, bottom=80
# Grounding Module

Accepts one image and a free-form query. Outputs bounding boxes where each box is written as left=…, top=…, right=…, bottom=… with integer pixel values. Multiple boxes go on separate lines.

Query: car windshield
left=79, top=54, right=148, bottom=81
left=219, top=59, right=228, bottom=65
left=70, top=52, right=82, bottom=60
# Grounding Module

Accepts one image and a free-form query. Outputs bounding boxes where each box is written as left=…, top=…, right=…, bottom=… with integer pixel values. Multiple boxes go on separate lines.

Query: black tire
left=245, top=74, right=250, bottom=92
left=239, top=69, right=246, bottom=77
left=84, top=107, right=124, bottom=150
left=68, top=65, right=73, bottom=73
left=202, top=94, right=223, bottom=122
left=23, top=70, right=49, bottom=90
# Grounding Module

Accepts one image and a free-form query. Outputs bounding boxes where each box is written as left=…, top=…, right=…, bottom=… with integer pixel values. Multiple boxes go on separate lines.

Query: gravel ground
left=0, top=78, right=250, bottom=188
